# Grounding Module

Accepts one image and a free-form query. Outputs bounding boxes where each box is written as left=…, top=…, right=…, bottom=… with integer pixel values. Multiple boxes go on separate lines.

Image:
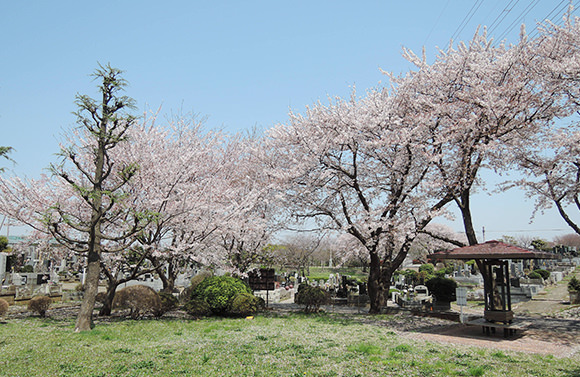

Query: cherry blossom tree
left=332, top=233, right=370, bottom=270
left=508, top=16, right=580, bottom=236
left=266, top=88, right=453, bottom=313
left=113, top=116, right=229, bottom=292
left=274, top=233, right=328, bottom=277
left=410, top=223, right=466, bottom=261
left=511, top=128, right=580, bottom=235
left=214, top=132, right=281, bottom=274
left=398, top=27, right=566, bottom=248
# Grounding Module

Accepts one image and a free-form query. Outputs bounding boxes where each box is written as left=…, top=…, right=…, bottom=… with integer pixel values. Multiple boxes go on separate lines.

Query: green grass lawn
left=305, top=267, right=367, bottom=282
left=1, top=313, right=579, bottom=377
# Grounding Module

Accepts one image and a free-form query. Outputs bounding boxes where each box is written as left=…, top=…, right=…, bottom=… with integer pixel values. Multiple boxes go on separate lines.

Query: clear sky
left=1, top=1, right=578, bottom=241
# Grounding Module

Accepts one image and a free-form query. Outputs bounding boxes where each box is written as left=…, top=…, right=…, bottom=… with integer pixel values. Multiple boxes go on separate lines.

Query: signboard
left=248, top=268, right=275, bottom=291
left=456, top=287, right=467, bottom=306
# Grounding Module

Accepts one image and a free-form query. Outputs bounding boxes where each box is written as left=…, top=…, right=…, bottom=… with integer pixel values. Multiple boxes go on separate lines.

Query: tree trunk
left=378, top=267, right=393, bottom=307
left=99, top=281, right=118, bottom=316
left=459, top=190, right=479, bottom=246
left=152, top=257, right=176, bottom=293
left=368, top=252, right=381, bottom=314
left=162, top=275, right=175, bottom=293
left=74, top=249, right=100, bottom=332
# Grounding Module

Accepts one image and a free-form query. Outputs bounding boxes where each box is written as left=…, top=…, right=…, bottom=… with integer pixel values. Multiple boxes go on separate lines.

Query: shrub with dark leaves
left=183, top=298, right=211, bottom=317
left=295, top=284, right=329, bottom=313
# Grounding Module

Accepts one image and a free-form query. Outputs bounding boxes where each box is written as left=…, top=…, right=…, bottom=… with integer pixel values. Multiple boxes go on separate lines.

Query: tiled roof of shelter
left=427, top=240, right=559, bottom=261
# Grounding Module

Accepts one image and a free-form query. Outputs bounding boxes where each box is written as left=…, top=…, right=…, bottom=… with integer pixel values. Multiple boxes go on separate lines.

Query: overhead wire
left=528, top=0, right=578, bottom=40
left=435, top=1, right=580, bottom=239
left=423, top=0, right=452, bottom=47
left=496, top=0, right=541, bottom=41
left=488, top=0, right=519, bottom=35
left=450, top=0, right=486, bottom=41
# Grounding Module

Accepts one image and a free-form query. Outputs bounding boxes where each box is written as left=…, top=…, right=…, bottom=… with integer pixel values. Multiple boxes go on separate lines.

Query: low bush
left=295, top=284, right=329, bottom=313
left=158, top=292, right=179, bottom=314
left=183, top=298, right=211, bottom=317
left=425, top=277, right=457, bottom=302
left=527, top=270, right=542, bottom=279
left=191, top=271, right=213, bottom=290
left=568, top=276, right=580, bottom=292
left=112, top=285, right=162, bottom=318
left=230, top=292, right=261, bottom=317
left=28, top=296, right=52, bottom=317
left=191, top=275, right=251, bottom=315
left=419, top=263, right=435, bottom=275
left=0, top=298, right=9, bottom=317
left=179, top=271, right=213, bottom=304
left=533, top=269, right=550, bottom=280
left=434, top=269, right=447, bottom=278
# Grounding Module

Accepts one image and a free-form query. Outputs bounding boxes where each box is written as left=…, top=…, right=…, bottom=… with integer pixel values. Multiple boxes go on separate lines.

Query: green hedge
left=191, top=275, right=251, bottom=315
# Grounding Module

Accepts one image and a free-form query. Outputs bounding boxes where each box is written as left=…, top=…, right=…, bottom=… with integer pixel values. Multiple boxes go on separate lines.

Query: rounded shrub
left=419, top=263, right=435, bottom=275
left=179, top=271, right=213, bottom=304
left=190, top=271, right=213, bottom=290
left=568, top=276, right=580, bottom=292
left=0, top=298, right=9, bottom=317
left=230, top=292, right=260, bottom=317
left=191, top=275, right=251, bottom=315
left=533, top=269, right=550, bottom=280
left=295, top=284, right=329, bottom=313
left=527, top=270, right=542, bottom=279
left=28, top=296, right=52, bottom=317
left=425, top=277, right=457, bottom=302
left=112, top=285, right=162, bottom=318
left=183, top=298, right=212, bottom=317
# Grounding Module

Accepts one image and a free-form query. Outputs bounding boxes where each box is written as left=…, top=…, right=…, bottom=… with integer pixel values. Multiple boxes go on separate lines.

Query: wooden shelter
left=428, top=240, right=558, bottom=324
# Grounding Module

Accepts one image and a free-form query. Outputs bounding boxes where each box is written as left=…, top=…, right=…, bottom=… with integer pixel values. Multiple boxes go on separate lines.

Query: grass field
left=305, top=267, right=367, bottom=282
left=1, top=312, right=579, bottom=377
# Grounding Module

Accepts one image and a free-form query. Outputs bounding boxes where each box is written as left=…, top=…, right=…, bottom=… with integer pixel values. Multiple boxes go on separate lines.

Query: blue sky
left=1, top=1, right=578, bottom=241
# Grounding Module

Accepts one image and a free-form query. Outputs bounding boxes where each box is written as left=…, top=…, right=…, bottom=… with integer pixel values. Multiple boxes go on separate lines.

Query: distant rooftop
left=428, top=240, right=559, bottom=261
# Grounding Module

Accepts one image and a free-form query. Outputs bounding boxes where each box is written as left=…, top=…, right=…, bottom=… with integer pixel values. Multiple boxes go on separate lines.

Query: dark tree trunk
left=458, top=190, right=479, bottom=246
left=99, top=281, right=118, bottom=316
left=368, top=251, right=381, bottom=314
left=150, top=256, right=176, bottom=293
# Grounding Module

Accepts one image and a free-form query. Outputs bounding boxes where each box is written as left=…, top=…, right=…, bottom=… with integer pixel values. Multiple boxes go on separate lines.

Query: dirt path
left=513, top=270, right=578, bottom=317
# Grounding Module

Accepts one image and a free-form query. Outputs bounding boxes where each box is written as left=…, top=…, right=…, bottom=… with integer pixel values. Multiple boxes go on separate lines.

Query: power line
left=488, top=0, right=519, bottom=35
left=529, top=0, right=577, bottom=40
left=483, top=228, right=571, bottom=234
left=496, top=0, right=542, bottom=41
left=451, top=0, right=486, bottom=41
left=423, top=0, right=452, bottom=47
